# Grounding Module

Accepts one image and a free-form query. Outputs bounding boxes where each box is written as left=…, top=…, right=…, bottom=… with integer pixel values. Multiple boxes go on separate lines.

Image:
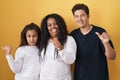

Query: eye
left=81, top=14, right=86, bottom=17
left=74, top=15, right=78, bottom=18
left=47, top=23, right=52, bottom=27
left=54, top=23, right=57, bottom=26
left=27, top=35, right=31, bottom=38
left=33, top=35, right=37, bottom=38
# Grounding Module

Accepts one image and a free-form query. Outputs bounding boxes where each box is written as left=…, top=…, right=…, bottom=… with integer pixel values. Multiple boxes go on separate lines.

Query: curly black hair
left=40, top=13, right=68, bottom=55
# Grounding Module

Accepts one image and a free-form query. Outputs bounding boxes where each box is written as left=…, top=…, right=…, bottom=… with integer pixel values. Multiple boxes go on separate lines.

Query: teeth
left=79, top=21, right=83, bottom=24
left=52, top=29, right=57, bottom=32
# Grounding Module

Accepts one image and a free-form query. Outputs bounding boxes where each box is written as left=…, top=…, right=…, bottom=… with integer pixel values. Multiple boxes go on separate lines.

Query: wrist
left=6, top=53, right=11, bottom=55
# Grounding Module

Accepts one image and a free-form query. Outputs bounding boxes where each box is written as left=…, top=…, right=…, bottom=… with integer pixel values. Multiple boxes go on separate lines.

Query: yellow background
left=0, top=0, right=120, bottom=80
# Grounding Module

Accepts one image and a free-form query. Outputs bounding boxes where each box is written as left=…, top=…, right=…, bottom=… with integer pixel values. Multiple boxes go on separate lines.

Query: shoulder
left=67, top=36, right=76, bottom=42
left=17, top=46, right=38, bottom=50
left=93, top=25, right=106, bottom=33
left=67, top=35, right=74, bottom=39
left=64, top=36, right=77, bottom=48
left=70, top=28, right=79, bottom=35
left=16, top=46, right=23, bottom=52
left=69, top=28, right=80, bottom=39
left=16, top=46, right=28, bottom=51
left=15, top=46, right=25, bottom=57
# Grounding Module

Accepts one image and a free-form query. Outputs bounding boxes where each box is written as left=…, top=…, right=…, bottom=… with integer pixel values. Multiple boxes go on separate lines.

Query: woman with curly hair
left=39, top=13, right=77, bottom=80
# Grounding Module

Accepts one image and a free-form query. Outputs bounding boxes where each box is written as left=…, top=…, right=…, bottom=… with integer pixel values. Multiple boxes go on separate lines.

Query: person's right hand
left=2, top=45, right=12, bottom=55
left=49, top=38, right=63, bottom=51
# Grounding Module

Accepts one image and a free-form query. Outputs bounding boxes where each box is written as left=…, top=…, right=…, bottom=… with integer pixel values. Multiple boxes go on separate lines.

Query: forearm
left=103, top=42, right=116, bottom=60
left=58, top=50, right=76, bottom=64
left=6, top=55, right=23, bottom=73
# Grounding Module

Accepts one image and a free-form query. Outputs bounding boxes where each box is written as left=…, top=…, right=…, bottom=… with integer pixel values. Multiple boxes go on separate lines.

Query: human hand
left=50, top=38, right=63, bottom=51
left=2, top=45, right=12, bottom=55
left=95, top=32, right=110, bottom=43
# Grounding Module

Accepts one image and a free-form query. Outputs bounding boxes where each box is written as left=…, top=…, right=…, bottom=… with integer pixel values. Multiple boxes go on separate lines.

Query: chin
left=77, top=23, right=84, bottom=27
left=29, top=44, right=36, bottom=46
left=79, top=26, right=85, bottom=28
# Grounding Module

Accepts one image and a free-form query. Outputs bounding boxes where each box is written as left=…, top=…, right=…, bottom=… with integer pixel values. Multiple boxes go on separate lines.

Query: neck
left=80, top=24, right=92, bottom=35
left=50, top=36, right=58, bottom=40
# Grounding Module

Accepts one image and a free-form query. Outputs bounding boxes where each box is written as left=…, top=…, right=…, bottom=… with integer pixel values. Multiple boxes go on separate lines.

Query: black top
left=70, top=25, right=114, bottom=80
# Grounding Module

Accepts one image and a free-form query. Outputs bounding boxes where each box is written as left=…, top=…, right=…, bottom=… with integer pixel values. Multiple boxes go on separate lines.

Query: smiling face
left=47, top=18, right=59, bottom=38
left=74, top=9, right=90, bottom=28
left=26, top=30, right=38, bottom=46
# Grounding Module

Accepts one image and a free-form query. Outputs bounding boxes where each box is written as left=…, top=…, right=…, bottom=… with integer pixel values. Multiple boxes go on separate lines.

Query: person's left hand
left=95, top=32, right=110, bottom=43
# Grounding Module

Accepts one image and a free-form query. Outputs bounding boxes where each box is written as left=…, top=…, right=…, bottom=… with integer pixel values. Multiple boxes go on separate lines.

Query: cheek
left=34, top=36, right=38, bottom=40
left=47, top=27, right=51, bottom=32
left=26, top=37, right=30, bottom=41
left=74, top=18, right=78, bottom=22
left=83, top=17, right=89, bottom=21
left=35, top=37, right=39, bottom=42
left=35, top=37, right=38, bottom=41
left=75, top=19, right=80, bottom=24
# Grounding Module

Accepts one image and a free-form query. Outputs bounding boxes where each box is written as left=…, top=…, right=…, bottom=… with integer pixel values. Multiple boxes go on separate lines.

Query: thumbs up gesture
left=50, top=38, right=63, bottom=51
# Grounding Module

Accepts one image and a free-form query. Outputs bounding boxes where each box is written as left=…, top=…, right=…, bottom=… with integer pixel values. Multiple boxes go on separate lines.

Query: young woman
left=2, top=23, right=41, bottom=80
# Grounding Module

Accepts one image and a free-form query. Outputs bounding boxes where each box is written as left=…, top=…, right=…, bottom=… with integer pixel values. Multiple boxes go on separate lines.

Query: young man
left=70, top=3, right=116, bottom=80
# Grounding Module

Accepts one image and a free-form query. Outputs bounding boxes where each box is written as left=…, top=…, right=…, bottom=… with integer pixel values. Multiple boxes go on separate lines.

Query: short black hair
left=72, top=3, right=89, bottom=15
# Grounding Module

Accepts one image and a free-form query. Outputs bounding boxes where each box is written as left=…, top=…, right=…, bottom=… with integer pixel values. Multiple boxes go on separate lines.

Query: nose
left=78, top=16, right=82, bottom=20
left=51, top=24, right=56, bottom=28
left=30, top=37, right=34, bottom=41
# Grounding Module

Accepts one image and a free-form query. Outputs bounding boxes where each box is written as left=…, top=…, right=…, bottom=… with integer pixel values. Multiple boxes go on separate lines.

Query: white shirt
left=40, top=36, right=77, bottom=80
left=6, top=46, right=41, bottom=80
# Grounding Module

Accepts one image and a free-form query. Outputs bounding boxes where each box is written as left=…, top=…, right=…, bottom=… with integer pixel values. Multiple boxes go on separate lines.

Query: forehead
left=47, top=18, right=56, bottom=23
left=74, top=9, right=86, bottom=15
left=26, top=30, right=37, bottom=34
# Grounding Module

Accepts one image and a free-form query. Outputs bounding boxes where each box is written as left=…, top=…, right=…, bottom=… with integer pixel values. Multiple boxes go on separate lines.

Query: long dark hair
left=19, top=23, right=41, bottom=48
left=40, top=13, right=68, bottom=54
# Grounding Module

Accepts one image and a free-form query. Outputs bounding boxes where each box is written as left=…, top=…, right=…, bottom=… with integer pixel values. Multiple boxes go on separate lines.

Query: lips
left=51, top=28, right=58, bottom=33
left=79, top=21, right=83, bottom=24
left=30, top=42, right=35, bottom=44
left=78, top=20, right=84, bottom=24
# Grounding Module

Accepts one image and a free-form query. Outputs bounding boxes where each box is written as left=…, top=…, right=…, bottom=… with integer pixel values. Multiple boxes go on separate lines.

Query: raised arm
left=95, top=32, right=116, bottom=60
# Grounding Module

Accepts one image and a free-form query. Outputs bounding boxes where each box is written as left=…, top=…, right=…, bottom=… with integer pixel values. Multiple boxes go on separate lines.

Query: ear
left=88, top=14, right=90, bottom=18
